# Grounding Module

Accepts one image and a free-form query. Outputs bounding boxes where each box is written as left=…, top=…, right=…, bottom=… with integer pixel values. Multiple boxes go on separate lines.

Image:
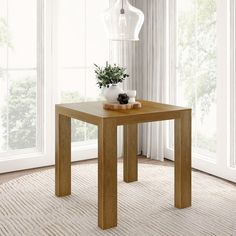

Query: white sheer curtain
left=109, top=0, right=167, bottom=160
left=136, top=0, right=166, bottom=161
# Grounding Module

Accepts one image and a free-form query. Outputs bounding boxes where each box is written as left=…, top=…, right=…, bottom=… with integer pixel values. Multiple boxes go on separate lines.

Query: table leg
left=55, top=113, right=71, bottom=197
left=174, top=110, right=192, bottom=208
left=98, top=120, right=117, bottom=229
left=124, top=124, right=138, bottom=183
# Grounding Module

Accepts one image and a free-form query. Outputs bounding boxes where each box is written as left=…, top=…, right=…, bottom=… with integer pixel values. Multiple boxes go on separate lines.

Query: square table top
left=56, top=100, right=191, bottom=125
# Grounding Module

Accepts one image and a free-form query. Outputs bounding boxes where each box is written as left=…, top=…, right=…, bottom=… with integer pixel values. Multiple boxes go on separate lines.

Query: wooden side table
left=55, top=100, right=192, bottom=230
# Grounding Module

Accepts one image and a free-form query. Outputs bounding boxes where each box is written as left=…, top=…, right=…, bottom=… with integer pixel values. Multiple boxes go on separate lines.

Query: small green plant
left=94, top=62, right=129, bottom=88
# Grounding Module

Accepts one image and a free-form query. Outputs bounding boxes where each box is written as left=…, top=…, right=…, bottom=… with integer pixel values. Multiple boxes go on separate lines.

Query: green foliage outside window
left=177, top=0, right=217, bottom=153
left=61, top=91, right=97, bottom=142
left=0, top=18, right=10, bottom=47
left=178, top=0, right=216, bottom=117
left=0, top=18, right=36, bottom=151
left=1, top=78, right=37, bottom=150
left=1, top=0, right=217, bottom=153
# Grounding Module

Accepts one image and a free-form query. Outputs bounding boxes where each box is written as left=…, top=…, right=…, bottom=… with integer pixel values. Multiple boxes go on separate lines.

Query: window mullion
left=6, top=0, right=9, bottom=152
left=37, top=0, right=44, bottom=152
left=230, top=0, right=236, bottom=168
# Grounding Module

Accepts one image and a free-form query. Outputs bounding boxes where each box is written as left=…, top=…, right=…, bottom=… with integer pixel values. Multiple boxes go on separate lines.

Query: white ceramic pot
left=104, top=84, right=124, bottom=103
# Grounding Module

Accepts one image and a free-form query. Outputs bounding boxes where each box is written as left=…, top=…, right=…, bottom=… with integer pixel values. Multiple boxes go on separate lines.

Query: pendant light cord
left=120, top=0, right=125, bottom=14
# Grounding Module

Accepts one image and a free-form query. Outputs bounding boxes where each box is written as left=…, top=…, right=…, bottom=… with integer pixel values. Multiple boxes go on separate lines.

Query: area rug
left=0, top=163, right=236, bottom=236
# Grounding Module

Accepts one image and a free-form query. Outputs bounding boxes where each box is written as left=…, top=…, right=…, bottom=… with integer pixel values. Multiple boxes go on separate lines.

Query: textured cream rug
left=0, top=163, right=236, bottom=236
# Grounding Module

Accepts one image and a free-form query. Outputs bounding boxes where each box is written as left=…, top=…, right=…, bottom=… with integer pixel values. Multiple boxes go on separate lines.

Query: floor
left=0, top=156, right=235, bottom=187
left=1, top=159, right=236, bottom=235
left=0, top=156, right=173, bottom=184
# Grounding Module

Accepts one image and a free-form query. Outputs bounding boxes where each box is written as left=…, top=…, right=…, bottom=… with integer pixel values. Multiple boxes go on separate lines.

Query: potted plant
left=94, top=62, right=129, bottom=102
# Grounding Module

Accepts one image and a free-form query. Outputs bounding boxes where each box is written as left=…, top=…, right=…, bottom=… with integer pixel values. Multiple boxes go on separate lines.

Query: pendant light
left=103, top=0, right=144, bottom=41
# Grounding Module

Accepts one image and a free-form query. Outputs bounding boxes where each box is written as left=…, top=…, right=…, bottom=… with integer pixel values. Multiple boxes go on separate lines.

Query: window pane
left=59, top=69, right=86, bottom=101
left=58, top=0, right=108, bottom=144
left=0, top=0, right=8, bottom=69
left=58, top=0, right=86, bottom=68
left=176, top=0, right=217, bottom=157
left=0, top=72, right=7, bottom=152
left=59, top=69, right=99, bottom=142
left=86, top=0, right=109, bottom=67
left=7, top=0, right=36, bottom=69
left=86, top=69, right=101, bottom=101
left=0, top=71, right=37, bottom=152
left=0, top=0, right=39, bottom=154
left=59, top=69, right=86, bottom=143
left=9, top=71, right=36, bottom=150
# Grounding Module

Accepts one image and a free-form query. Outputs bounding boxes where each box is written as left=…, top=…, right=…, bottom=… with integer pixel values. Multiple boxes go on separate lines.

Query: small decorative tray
left=103, top=101, right=142, bottom=110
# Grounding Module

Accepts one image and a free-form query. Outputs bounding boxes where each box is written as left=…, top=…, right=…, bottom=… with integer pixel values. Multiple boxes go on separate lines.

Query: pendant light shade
left=103, top=0, right=144, bottom=41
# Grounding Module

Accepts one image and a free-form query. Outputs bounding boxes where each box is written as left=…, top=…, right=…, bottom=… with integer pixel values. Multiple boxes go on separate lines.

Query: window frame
left=0, top=0, right=114, bottom=173
left=0, top=0, right=53, bottom=172
left=165, top=0, right=236, bottom=182
left=0, top=0, right=44, bottom=158
left=229, top=0, right=236, bottom=168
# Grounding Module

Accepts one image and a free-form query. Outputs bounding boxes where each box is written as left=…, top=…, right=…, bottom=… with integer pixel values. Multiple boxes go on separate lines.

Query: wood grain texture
left=124, top=124, right=138, bottom=182
left=174, top=110, right=192, bottom=208
left=55, top=112, right=71, bottom=197
left=56, top=100, right=189, bottom=126
left=98, top=119, right=117, bottom=229
left=54, top=100, right=192, bottom=230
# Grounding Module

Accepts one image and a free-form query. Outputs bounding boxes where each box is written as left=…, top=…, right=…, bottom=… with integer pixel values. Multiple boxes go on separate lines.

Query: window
left=57, top=0, right=109, bottom=144
left=0, top=0, right=110, bottom=172
left=177, top=0, right=217, bottom=158
left=0, top=0, right=43, bottom=156
left=230, top=0, right=236, bottom=168
left=170, top=0, right=217, bottom=159
left=167, top=0, right=236, bottom=182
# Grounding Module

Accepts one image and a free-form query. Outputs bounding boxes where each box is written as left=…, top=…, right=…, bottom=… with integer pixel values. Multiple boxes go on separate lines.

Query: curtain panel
left=109, top=0, right=167, bottom=160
